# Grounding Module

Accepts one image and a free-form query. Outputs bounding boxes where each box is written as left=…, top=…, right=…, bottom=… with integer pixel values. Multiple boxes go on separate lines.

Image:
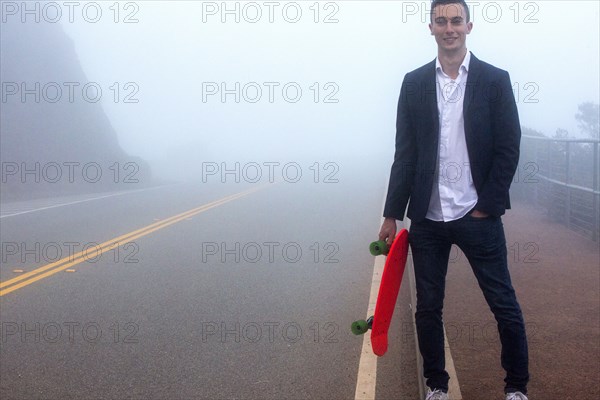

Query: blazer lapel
left=463, top=53, right=482, bottom=148
left=464, top=53, right=481, bottom=118
left=426, top=59, right=439, bottom=140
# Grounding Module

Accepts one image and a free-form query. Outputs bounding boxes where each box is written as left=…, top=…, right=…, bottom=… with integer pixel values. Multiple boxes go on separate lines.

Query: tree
left=575, top=102, right=599, bottom=139
left=554, top=128, right=569, bottom=138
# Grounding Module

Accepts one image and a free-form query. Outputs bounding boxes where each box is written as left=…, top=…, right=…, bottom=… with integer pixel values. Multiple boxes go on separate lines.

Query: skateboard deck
left=351, top=229, right=409, bottom=356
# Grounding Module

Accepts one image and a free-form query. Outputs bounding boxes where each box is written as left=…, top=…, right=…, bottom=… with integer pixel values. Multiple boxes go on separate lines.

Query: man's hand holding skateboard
left=379, top=217, right=398, bottom=245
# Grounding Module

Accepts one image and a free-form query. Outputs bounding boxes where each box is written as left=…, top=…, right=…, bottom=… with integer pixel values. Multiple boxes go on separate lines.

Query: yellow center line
left=0, top=185, right=267, bottom=296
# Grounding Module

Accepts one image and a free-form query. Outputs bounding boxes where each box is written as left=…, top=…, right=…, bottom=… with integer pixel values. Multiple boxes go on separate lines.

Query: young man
left=379, top=1, right=530, bottom=399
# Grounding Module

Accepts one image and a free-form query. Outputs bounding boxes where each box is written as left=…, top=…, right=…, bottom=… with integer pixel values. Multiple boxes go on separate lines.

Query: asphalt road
left=0, top=162, right=419, bottom=399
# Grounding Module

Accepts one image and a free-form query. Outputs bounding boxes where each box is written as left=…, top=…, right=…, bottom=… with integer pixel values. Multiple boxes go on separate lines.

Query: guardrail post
left=565, top=141, right=571, bottom=230
left=594, top=142, right=599, bottom=241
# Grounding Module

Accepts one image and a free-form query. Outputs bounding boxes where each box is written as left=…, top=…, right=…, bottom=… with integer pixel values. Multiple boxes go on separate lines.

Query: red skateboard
left=351, top=229, right=409, bottom=356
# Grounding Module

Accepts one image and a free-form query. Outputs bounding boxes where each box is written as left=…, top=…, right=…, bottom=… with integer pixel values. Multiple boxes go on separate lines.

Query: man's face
left=429, top=3, right=473, bottom=53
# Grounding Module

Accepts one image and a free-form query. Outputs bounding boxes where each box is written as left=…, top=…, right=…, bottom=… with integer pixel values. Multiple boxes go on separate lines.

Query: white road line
left=354, top=250, right=386, bottom=400
left=445, top=329, right=463, bottom=400
left=0, top=186, right=167, bottom=219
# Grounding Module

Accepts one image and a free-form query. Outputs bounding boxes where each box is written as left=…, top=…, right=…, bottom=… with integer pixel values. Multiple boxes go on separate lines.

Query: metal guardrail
left=516, top=135, right=600, bottom=241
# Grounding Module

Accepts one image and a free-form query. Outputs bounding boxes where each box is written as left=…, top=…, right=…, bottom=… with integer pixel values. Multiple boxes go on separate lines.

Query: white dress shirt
left=426, top=50, right=478, bottom=222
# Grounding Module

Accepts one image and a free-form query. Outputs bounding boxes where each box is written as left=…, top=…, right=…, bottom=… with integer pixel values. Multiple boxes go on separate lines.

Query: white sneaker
left=425, top=388, right=448, bottom=400
left=506, top=392, right=528, bottom=400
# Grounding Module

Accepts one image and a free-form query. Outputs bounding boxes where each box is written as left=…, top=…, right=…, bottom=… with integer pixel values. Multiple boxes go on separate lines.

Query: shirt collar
left=436, top=50, right=471, bottom=75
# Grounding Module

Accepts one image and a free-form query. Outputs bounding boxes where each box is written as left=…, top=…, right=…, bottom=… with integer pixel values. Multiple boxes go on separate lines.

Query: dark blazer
left=383, top=54, right=521, bottom=222
left=383, top=53, right=521, bottom=222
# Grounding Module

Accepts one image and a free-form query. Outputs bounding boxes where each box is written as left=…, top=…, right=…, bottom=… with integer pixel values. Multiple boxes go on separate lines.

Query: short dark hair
left=430, top=0, right=470, bottom=23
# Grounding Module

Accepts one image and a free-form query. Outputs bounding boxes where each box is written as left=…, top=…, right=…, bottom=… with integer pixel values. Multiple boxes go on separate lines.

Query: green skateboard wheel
left=351, top=319, right=369, bottom=335
left=369, top=240, right=389, bottom=256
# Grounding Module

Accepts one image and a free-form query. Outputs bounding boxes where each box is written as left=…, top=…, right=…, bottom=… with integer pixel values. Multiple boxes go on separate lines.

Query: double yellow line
left=0, top=186, right=265, bottom=297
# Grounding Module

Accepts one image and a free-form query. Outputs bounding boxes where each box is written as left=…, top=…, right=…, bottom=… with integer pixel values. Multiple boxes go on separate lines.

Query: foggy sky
left=50, top=0, right=600, bottom=164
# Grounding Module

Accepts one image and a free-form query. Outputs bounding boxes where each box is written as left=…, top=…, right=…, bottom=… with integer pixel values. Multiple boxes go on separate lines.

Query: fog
left=1, top=2, right=599, bottom=398
left=51, top=0, right=599, bottom=181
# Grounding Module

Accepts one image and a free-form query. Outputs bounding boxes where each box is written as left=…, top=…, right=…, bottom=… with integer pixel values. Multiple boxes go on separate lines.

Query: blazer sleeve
left=383, top=75, right=417, bottom=220
left=475, top=70, right=521, bottom=216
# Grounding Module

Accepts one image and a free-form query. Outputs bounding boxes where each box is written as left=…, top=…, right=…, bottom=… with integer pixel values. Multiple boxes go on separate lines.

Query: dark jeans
left=409, top=213, right=529, bottom=394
